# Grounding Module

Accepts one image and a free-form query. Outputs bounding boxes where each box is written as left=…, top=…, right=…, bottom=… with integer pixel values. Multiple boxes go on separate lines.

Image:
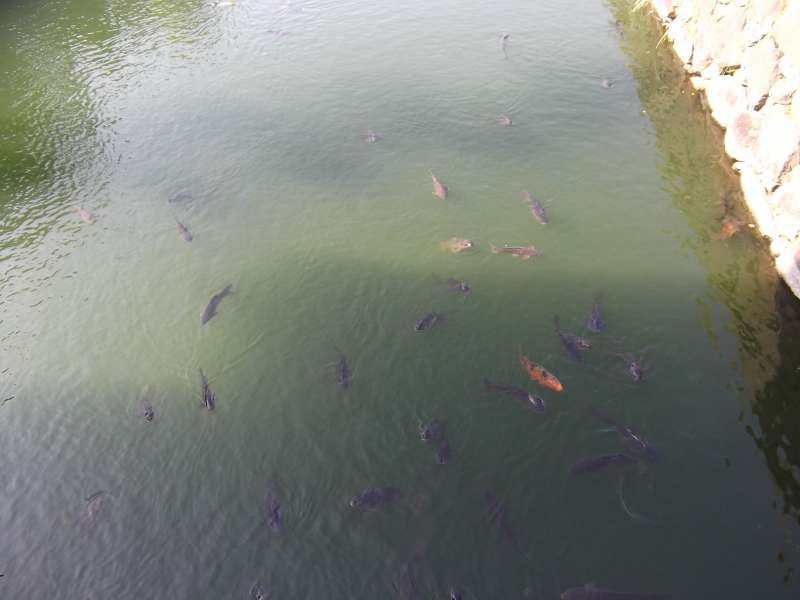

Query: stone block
left=768, top=77, right=794, bottom=106
left=706, top=76, right=747, bottom=128
left=652, top=0, right=677, bottom=20
left=742, top=37, right=781, bottom=109
left=774, top=2, right=800, bottom=66
left=756, top=107, right=800, bottom=190
left=725, top=111, right=762, bottom=163
left=669, top=21, right=695, bottom=64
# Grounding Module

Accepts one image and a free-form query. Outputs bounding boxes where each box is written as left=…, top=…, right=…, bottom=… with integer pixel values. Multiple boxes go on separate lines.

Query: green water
left=1, top=0, right=799, bottom=598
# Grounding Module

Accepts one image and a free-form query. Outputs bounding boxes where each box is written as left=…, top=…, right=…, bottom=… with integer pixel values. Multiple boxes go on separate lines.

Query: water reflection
left=610, top=0, right=800, bottom=580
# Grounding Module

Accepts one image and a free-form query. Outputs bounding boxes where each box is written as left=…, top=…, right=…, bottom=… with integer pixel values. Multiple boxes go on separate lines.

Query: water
left=1, top=0, right=799, bottom=598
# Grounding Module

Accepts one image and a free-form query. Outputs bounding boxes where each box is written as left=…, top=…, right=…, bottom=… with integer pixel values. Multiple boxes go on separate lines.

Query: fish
left=616, top=353, right=645, bottom=382
left=396, top=563, right=419, bottom=600
left=74, top=207, right=96, bottom=224
left=522, top=191, right=549, bottom=224
left=561, top=583, right=670, bottom=600
left=335, top=349, right=351, bottom=389
left=414, top=311, right=441, bottom=332
left=364, top=130, right=381, bottom=143
left=483, top=379, right=546, bottom=413
left=518, top=349, right=564, bottom=392
left=201, top=284, right=233, bottom=325
left=142, top=401, right=154, bottom=422
left=418, top=418, right=444, bottom=442
left=485, top=491, right=516, bottom=543
left=554, top=315, right=584, bottom=362
left=349, top=486, right=403, bottom=510
left=589, top=408, right=659, bottom=461
left=435, top=276, right=471, bottom=294
left=497, top=114, right=512, bottom=126
left=585, top=295, right=605, bottom=332
left=430, top=171, right=448, bottom=199
left=250, top=581, right=272, bottom=600
left=168, top=191, right=193, bottom=204
left=718, top=214, right=743, bottom=240
left=570, top=453, right=634, bottom=475
left=79, top=491, right=109, bottom=529
left=264, top=485, right=282, bottom=531
left=500, top=33, right=510, bottom=58
left=449, top=589, right=464, bottom=600
left=436, top=441, right=451, bottom=465
left=600, top=78, right=614, bottom=88
left=176, top=220, right=192, bottom=242
left=490, top=244, right=540, bottom=259
left=440, top=237, right=474, bottom=253
left=199, top=369, right=216, bottom=411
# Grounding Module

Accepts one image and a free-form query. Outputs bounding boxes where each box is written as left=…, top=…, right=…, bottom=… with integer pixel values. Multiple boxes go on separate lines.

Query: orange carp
left=518, top=349, right=563, bottom=392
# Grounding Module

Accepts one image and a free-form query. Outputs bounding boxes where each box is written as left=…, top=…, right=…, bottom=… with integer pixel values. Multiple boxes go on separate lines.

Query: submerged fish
left=142, top=401, right=154, bottom=422
left=570, top=453, right=634, bottom=475
left=718, top=214, right=743, bottom=240
left=616, top=353, right=645, bottom=382
left=440, top=277, right=471, bottom=294
left=364, top=130, right=381, bottom=143
left=561, top=583, right=669, bottom=600
left=522, top=191, right=548, bottom=224
left=497, top=114, right=512, bottom=126
left=554, top=315, right=584, bottom=362
left=199, top=369, right=216, bottom=411
left=590, top=408, right=658, bottom=460
left=414, top=311, right=441, bottom=332
left=440, top=237, right=474, bottom=253
left=79, top=491, right=109, bottom=529
left=430, top=171, right=448, bottom=199
left=250, top=581, right=272, bottom=600
left=436, top=441, right=451, bottom=465
left=349, top=486, right=403, bottom=510
left=449, top=589, right=464, bottom=600
left=74, top=207, right=96, bottom=224
left=518, top=349, right=563, bottom=392
left=264, top=485, right=282, bottom=531
left=176, top=220, right=192, bottom=242
left=586, top=294, right=605, bottom=332
left=201, top=284, right=233, bottom=325
left=418, top=418, right=444, bottom=442
left=396, top=563, right=419, bottom=600
left=483, top=379, right=545, bottom=413
left=485, top=491, right=516, bottom=543
left=335, top=349, right=351, bottom=389
left=490, top=244, right=540, bottom=259
left=500, top=33, right=510, bottom=58
left=600, top=78, right=614, bottom=88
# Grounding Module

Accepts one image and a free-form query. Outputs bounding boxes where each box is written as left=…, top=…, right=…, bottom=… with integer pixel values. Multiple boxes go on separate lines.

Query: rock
left=756, top=108, right=800, bottom=191
left=768, top=77, right=795, bottom=106
left=669, top=21, right=695, bottom=64
left=708, top=4, right=748, bottom=68
left=706, top=76, right=747, bottom=128
left=769, top=168, right=800, bottom=238
left=773, top=2, right=800, bottom=67
left=779, top=55, right=800, bottom=81
left=752, top=0, right=786, bottom=26
left=725, top=111, right=762, bottom=163
left=742, top=38, right=781, bottom=110
left=652, top=0, right=677, bottom=19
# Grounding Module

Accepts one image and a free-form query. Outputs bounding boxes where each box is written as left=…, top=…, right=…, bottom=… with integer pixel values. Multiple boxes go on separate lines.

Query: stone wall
left=648, top=0, right=800, bottom=297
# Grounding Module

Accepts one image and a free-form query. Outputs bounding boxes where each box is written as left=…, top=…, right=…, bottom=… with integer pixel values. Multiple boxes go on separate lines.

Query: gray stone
left=742, top=37, right=781, bottom=109
left=706, top=76, right=747, bottom=127
left=724, top=111, right=762, bottom=163
left=773, top=3, right=800, bottom=67
left=756, top=107, right=800, bottom=191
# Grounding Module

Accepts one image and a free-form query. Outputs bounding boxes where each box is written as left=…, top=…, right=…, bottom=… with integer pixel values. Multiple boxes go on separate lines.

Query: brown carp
left=490, top=243, right=540, bottom=259
left=430, top=171, right=448, bottom=199
left=176, top=220, right=192, bottom=242
left=201, top=284, right=233, bottom=325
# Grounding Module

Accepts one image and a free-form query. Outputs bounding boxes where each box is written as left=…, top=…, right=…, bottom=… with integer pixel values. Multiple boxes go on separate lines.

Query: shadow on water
left=610, top=0, right=800, bottom=581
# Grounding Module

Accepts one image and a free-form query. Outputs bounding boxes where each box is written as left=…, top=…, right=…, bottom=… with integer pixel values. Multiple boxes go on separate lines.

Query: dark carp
left=176, top=220, right=192, bottom=242
left=264, top=485, right=282, bottom=531
left=522, top=191, right=548, bottom=224
left=79, top=491, right=110, bottom=529
left=616, top=353, right=645, bottom=382
left=418, top=418, right=445, bottom=442
left=396, top=563, right=419, bottom=600
left=250, top=581, right=272, bottom=600
left=436, top=440, right=451, bottom=465
left=590, top=408, right=659, bottom=461
left=201, top=284, right=233, bottom=325
left=490, top=244, right=540, bottom=259
left=570, top=453, right=634, bottom=475
left=562, top=583, right=669, bottom=600
left=199, top=369, right=216, bottom=411
left=586, top=294, right=605, bottom=332
left=414, top=311, right=441, bottom=332
left=349, top=486, right=403, bottom=510
left=449, top=589, right=464, bottom=600
left=485, top=491, right=516, bottom=544
left=484, top=379, right=545, bottom=413
left=554, top=315, right=584, bottom=362
left=335, top=349, right=351, bottom=390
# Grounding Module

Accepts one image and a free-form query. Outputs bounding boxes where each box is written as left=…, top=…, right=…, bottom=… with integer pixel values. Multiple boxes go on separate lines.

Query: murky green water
left=2, top=0, right=800, bottom=598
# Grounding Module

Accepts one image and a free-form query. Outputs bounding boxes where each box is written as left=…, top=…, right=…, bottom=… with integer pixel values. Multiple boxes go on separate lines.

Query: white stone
left=773, top=2, right=800, bottom=66
left=756, top=107, right=800, bottom=191
left=725, top=110, right=762, bottom=162
left=740, top=165, right=776, bottom=239
left=706, top=76, right=747, bottom=128
left=669, top=22, right=695, bottom=64
left=768, top=77, right=795, bottom=106
left=652, top=0, right=677, bottom=20
left=742, top=37, right=781, bottom=109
